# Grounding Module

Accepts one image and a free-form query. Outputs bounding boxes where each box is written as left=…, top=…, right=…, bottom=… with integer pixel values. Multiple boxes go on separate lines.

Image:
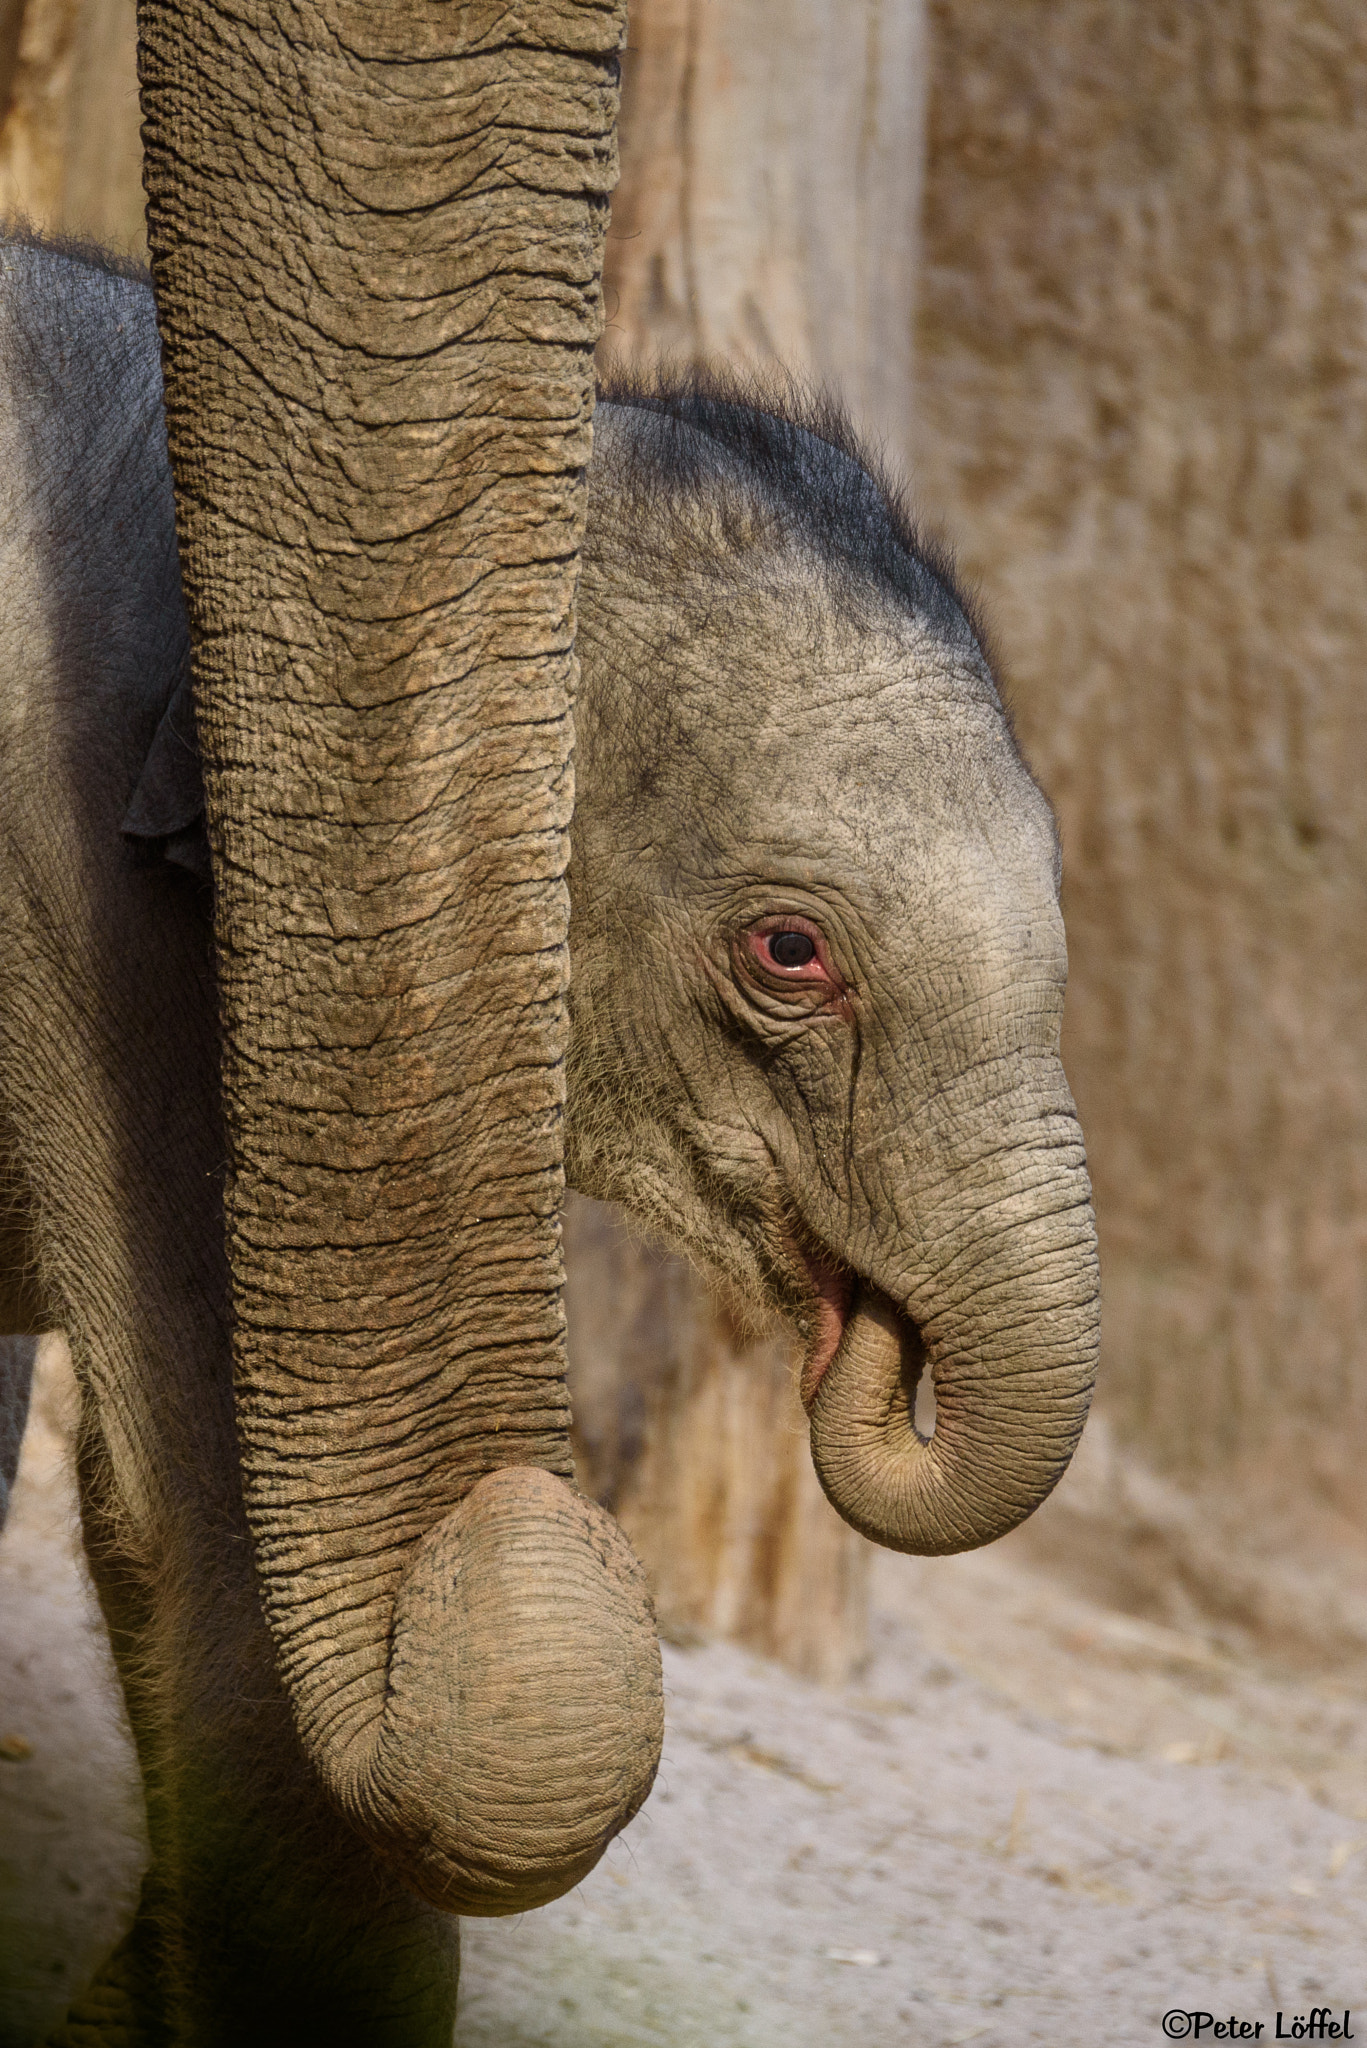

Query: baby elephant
left=0, top=233, right=1098, bottom=2038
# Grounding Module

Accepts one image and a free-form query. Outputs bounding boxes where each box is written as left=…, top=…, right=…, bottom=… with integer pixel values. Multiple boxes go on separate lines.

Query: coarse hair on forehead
left=594, top=360, right=992, bottom=668
left=1, top=218, right=150, bottom=286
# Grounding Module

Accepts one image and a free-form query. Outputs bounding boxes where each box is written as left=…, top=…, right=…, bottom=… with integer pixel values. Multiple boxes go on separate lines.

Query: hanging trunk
left=137, top=0, right=660, bottom=1915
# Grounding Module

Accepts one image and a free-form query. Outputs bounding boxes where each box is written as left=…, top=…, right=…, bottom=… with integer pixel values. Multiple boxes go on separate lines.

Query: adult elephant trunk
left=137, top=0, right=661, bottom=1915
left=806, top=1078, right=1100, bottom=1556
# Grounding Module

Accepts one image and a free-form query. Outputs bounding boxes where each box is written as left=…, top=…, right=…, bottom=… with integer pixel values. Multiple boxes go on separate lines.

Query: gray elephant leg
left=0, top=848, right=459, bottom=2041
left=0, top=1332, right=37, bottom=1528
left=31, top=1160, right=463, bottom=2044
left=1, top=241, right=465, bottom=2032
left=66, top=1388, right=460, bottom=2044
left=0, top=1110, right=53, bottom=1535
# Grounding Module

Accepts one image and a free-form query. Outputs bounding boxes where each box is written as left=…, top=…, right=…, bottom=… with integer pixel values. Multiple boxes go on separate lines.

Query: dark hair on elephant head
left=595, top=360, right=993, bottom=666
left=1, top=218, right=151, bottom=286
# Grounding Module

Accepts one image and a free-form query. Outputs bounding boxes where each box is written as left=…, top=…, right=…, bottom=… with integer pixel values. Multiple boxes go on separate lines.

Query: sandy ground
left=3, top=1340, right=1365, bottom=2047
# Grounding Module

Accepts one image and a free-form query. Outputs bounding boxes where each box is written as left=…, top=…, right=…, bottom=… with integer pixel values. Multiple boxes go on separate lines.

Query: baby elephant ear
left=121, top=662, right=210, bottom=879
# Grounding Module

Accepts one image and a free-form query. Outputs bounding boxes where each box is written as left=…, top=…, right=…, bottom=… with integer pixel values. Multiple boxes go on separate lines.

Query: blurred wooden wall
left=915, top=2, right=1367, bottom=1514
left=0, top=0, right=143, bottom=254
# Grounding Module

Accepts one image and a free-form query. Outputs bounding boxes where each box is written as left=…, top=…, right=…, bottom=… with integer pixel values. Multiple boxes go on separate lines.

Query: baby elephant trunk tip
left=328, top=1467, right=663, bottom=1916
left=807, top=1283, right=1097, bottom=1557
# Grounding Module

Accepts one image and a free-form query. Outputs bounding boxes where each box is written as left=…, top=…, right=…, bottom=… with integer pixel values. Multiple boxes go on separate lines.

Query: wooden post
left=600, top=0, right=925, bottom=464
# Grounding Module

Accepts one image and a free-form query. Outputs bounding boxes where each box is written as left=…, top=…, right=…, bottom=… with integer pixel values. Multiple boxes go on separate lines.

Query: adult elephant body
left=7, top=0, right=663, bottom=2021
left=0, top=4, right=1098, bottom=2024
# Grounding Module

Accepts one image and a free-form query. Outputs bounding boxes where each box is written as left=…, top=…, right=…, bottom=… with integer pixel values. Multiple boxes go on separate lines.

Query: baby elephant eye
left=733, top=916, right=843, bottom=1005
left=767, top=930, right=816, bottom=969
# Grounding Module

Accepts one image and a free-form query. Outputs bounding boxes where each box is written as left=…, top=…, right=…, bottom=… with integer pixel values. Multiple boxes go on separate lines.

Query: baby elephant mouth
left=795, top=1245, right=856, bottom=1409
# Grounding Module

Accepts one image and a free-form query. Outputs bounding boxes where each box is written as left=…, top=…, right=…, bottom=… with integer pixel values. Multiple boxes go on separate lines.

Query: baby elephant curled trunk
left=804, top=1134, right=1098, bottom=1555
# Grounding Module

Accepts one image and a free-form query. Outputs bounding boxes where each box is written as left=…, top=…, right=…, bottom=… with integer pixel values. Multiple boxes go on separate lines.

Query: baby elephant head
left=567, top=379, right=1099, bottom=1557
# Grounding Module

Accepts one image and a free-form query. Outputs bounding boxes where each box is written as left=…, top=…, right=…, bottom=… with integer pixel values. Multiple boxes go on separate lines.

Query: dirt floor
left=3, top=1340, right=1365, bottom=2047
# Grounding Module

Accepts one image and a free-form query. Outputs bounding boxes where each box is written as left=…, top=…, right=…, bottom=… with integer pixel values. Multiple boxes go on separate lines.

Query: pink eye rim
left=734, top=914, right=846, bottom=999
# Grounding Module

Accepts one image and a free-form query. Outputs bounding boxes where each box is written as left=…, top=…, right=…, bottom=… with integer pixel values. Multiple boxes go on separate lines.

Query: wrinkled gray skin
left=0, top=241, right=1099, bottom=2032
